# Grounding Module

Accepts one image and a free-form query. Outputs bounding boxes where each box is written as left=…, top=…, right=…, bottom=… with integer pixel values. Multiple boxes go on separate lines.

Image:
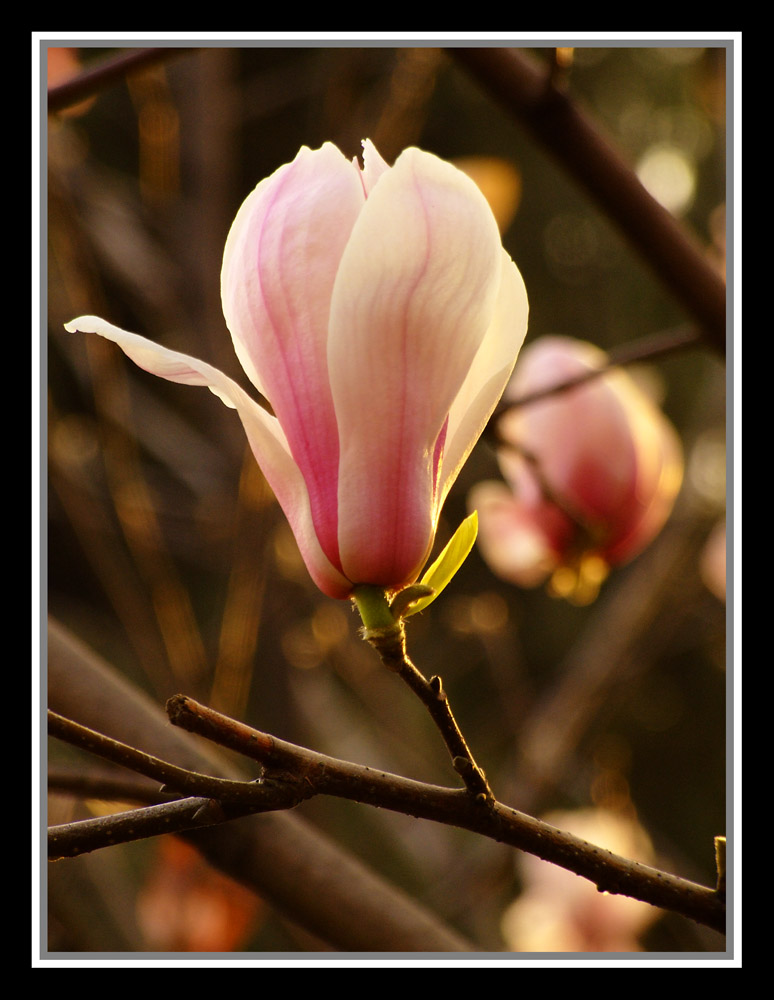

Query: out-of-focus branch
left=168, top=695, right=726, bottom=936
left=47, top=619, right=475, bottom=953
left=491, top=323, right=701, bottom=422
left=47, top=46, right=194, bottom=114
left=450, top=48, right=727, bottom=355
left=48, top=765, right=174, bottom=805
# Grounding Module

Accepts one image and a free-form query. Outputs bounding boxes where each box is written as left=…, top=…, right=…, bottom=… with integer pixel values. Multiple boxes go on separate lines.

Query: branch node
left=192, top=799, right=227, bottom=823
left=452, top=755, right=472, bottom=776
left=360, top=621, right=407, bottom=670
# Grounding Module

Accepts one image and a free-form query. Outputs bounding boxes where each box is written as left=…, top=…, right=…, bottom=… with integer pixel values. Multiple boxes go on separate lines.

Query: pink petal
left=328, top=146, right=504, bottom=586
left=498, top=336, right=683, bottom=567
left=221, top=143, right=366, bottom=573
left=601, top=372, right=684, bottom=563
left=500, top=339, right=637, bottom=530
left=469, top=480, right=558, bottom=588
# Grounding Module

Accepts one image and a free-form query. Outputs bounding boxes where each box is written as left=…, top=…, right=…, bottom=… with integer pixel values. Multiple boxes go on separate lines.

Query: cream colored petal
left=440, top=248, right=529, bottom=509
left=64, top=316, right=351, bottom=598
left=328, top=147, right=506, bottom=586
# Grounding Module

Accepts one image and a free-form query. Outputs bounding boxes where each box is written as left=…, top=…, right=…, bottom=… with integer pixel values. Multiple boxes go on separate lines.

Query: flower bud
left=470, top=336, right=683, bottom=603
left=67, top=140, right=529, bottom=599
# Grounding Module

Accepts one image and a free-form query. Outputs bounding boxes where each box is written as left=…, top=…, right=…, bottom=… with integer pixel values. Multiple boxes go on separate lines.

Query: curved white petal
left=440, top=249, right=529, bottom=508
left=64, top=316, right=352, bottom=598
left=328, top=147, right=505, bottom=585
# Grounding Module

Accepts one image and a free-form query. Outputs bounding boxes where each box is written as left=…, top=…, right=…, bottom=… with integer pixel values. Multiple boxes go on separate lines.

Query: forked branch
left=47, top=702, right=726, bottom=935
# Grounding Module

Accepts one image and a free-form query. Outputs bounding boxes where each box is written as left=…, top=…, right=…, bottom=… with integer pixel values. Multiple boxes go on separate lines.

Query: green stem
left=351, top=585, right=396, bottom=630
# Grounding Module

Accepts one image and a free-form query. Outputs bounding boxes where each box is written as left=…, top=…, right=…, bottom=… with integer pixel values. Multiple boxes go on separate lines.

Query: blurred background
left=45, top=43, right=728, bottom=954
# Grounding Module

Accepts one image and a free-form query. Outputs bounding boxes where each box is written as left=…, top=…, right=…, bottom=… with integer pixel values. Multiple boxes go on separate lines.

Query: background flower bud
left=501, top=807, right=659, bottom=952
left=470, top=336, right=683, bottom=603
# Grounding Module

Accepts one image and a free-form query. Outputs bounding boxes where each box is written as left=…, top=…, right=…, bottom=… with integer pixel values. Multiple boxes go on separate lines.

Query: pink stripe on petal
left=329, top=147, right=505, bottom=585
left=221, top=144, right=366, bottom=572
left=69, top=140, right=531, bottom=601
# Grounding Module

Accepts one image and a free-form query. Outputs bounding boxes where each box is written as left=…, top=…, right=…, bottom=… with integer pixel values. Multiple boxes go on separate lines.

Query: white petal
left=359, top=138, right=391, bottom=195
left=440, top=249, right=529, bottom=507
left=327, top=147, right=505, bottom=584
left=64, top=316, right=351, bottom=597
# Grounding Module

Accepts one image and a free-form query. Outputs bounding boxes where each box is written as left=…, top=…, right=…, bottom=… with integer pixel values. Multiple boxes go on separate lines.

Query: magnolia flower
left=470, top=336, right=683, bottom=602
left=67, top=140, right=528, bottom=599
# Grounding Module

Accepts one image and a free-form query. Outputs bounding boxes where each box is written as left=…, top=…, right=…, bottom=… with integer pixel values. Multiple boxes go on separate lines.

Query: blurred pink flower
left=700, top=518, right=726, bottom=602
left=136, top=839, right=262, bottom=952
left=470, top=336, right=683, bottom=602
left=501, top=808, right=660, bottom=952
left=67, top=140, right=528, bottom=599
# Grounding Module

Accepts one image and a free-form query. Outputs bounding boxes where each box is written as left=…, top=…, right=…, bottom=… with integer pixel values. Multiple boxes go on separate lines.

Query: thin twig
left=362, top=619, right=493, bottom=801
left=48, top=709, right=306, bottom=808
left=47, top=709, right=315, bottom=859
left=47, top=696, right=724, bottom=933
left=48, top=619, right=476, bottom=953
left=49, top=798, right=226, bottom=859
left=48, top=765, right=178, bottom=805
left=351, top=586, right=494, bottom=800
left=166, top=692, right=477, bottom=806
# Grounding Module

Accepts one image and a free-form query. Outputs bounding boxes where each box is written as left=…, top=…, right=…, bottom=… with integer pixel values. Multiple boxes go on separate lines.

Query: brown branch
left=350, top=586, right=494, bottom=800
left=47, top=46, right=195, bottom=114
left=49, top=797, right=226, bottom=859
left=450, top=48, right=727, bottom=355
left=48, top=619, right=474, bottom=952
left=167, top=695, right=726, bottom=936
left=48, top=779, right=308, bottom=860
left=47, top=658, right=725, bottom=935
left=48, top=709, right=309, bottom=812
left=360, top=620, right=493, bottom=801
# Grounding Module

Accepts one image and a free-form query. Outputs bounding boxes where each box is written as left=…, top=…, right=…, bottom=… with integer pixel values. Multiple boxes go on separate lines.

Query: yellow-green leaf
left=404, top=511, right=479, bottom=617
